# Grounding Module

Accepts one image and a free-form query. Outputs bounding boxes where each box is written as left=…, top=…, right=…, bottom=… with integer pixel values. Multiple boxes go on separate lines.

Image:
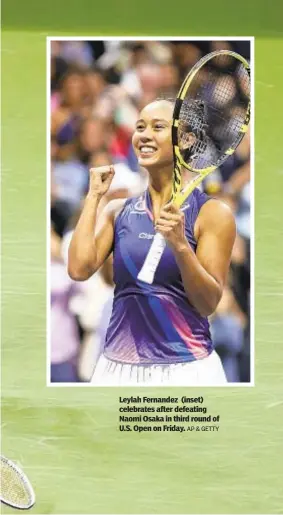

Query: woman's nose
left=140, top=127, right=153, bottom=140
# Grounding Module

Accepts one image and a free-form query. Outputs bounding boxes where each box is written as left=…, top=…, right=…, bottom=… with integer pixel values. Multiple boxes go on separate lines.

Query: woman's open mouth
left=139, top=145, right=157, bottom=157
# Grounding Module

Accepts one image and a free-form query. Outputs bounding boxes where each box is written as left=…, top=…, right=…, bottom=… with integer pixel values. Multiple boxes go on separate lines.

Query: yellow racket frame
left=171, top=49, right=250, bottom=208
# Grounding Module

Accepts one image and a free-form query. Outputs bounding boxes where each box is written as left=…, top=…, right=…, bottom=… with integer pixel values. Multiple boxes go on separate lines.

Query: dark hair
left=180, top=99, right=207, bottom=133
left=58, top=66, right=86, bottom=91
left=155, top=97, right=207, bottom=161
left=179, top=100, right=208, bottom=161
left=155, top=96, right=207, bottom=131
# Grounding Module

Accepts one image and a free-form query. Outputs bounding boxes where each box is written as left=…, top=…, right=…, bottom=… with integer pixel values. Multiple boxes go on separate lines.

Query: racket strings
left=178, top=100, right=208, bottom=165
left=178, top=54, right=250, bottom=170
left=0, top=457, right=34, bottom=509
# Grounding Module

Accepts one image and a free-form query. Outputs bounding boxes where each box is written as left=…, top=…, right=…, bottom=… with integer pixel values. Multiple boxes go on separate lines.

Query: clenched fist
left=88, top=166, right=115, bottom=198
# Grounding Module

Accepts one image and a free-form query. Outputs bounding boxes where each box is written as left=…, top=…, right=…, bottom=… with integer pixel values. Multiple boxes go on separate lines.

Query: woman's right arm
left=68, top=166, right=116, bottom=281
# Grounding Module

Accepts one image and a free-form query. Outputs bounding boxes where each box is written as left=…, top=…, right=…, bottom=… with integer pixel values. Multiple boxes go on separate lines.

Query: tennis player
left=68, top=99, right=236, bottom=386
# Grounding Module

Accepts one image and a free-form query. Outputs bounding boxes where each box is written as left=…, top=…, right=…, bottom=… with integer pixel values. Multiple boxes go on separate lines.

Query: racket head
left=0, top=456, right=35, bottom=510
left=171, top=49, right=250, bottom=201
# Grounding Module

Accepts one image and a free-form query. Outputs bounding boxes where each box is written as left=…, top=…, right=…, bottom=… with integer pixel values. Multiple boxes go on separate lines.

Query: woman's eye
left=155, top=124, right=165, bottom=130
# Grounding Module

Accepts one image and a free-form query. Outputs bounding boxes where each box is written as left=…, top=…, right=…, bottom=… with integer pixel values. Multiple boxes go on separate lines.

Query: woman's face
left=132, top=100, right=174, bottom=170
left=62, top=73, right=83, bottom=106
left=80, top=119, right=106, bottom=152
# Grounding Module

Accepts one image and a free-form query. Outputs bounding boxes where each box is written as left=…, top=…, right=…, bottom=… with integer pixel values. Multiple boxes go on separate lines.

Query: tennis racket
left=0, top=456, right=35, bottom=510
left=137, top=49, right=250, bottom=284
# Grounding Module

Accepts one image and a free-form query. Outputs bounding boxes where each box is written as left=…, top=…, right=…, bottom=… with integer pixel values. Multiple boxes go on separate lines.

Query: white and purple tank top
left=104, top=188, right=213, bottom=364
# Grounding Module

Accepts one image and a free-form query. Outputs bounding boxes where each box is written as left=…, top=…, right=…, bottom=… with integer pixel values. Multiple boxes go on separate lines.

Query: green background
left=2, top=1, right=283, bottom=513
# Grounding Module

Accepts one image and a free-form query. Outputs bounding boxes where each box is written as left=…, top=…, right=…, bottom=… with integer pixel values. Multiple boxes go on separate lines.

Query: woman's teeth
left=140, top=146, right=156, bottom=154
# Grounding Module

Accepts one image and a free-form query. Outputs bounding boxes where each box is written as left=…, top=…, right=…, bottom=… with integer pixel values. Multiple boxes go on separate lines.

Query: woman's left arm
left=156, top=200, right=236, bottom=317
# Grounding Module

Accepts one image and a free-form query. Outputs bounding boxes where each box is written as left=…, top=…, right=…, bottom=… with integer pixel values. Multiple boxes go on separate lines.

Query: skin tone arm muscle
left=68, top=166, right=124, bottom=281
left=155, top=199, right=236, bottom=317
left=68, top=195, right=113, bottom=280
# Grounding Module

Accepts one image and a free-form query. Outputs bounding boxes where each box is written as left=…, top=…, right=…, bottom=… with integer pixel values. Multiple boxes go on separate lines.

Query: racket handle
left=137, top=233, right=166, bottom=284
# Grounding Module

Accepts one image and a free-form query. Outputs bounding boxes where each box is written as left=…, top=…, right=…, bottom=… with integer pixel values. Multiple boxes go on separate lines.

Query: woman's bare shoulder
left=196, top=198, right=236, bottom=238
left=202, top=197, right=234, bottom=219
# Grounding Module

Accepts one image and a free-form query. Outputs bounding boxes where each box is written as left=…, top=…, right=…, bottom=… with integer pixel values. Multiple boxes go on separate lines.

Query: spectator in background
left=52, top=116, right=109, bottom=223
left=170, top=42, right=202, bottom=79
left=51, top=68, right=86, bottom=161
left=77, top=117, right=109, bottom=164
left=51, top=226, right=81, bottom=382
left=209, top=285, right=245, bottom=383
left=51, top=44, right=69, bottom=111
left=83, top=67, right=108, bottom=108
left=59, top=41, right=94, bottom=68
left=158, top=63, right=180, bottom=98
left=204, top=130, right=250, bottom=383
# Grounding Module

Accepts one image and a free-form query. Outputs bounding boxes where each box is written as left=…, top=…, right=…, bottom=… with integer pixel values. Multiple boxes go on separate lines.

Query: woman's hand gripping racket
left=137, top=49, right=250, bottom=284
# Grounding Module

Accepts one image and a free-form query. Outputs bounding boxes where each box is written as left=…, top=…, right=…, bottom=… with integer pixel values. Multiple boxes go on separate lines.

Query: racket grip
left=137, top=233, right=166, bottom=284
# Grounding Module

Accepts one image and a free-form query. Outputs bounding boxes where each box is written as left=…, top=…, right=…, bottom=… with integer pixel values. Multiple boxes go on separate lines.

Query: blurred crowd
left=50, top=40, right=251, bottom=383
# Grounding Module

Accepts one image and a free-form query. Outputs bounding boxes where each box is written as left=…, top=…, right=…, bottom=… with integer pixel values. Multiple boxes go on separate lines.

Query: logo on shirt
left=139, top=232, right=154, bottom=240
left=134, top=199, right=146, bottom=212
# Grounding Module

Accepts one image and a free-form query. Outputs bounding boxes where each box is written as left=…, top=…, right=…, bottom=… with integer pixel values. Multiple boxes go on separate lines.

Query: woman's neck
left=147, top=166, right=195, bottom=221
left=148, top=171, right=173, bottom=221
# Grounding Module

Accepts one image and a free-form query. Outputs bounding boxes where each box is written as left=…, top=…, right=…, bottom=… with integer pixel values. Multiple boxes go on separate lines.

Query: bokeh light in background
left=50, top=40, right=251, bottom=383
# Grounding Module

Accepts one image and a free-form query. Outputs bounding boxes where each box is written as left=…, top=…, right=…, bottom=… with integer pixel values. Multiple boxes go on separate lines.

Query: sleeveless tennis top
left=104, top=188, right=213, bottom=364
